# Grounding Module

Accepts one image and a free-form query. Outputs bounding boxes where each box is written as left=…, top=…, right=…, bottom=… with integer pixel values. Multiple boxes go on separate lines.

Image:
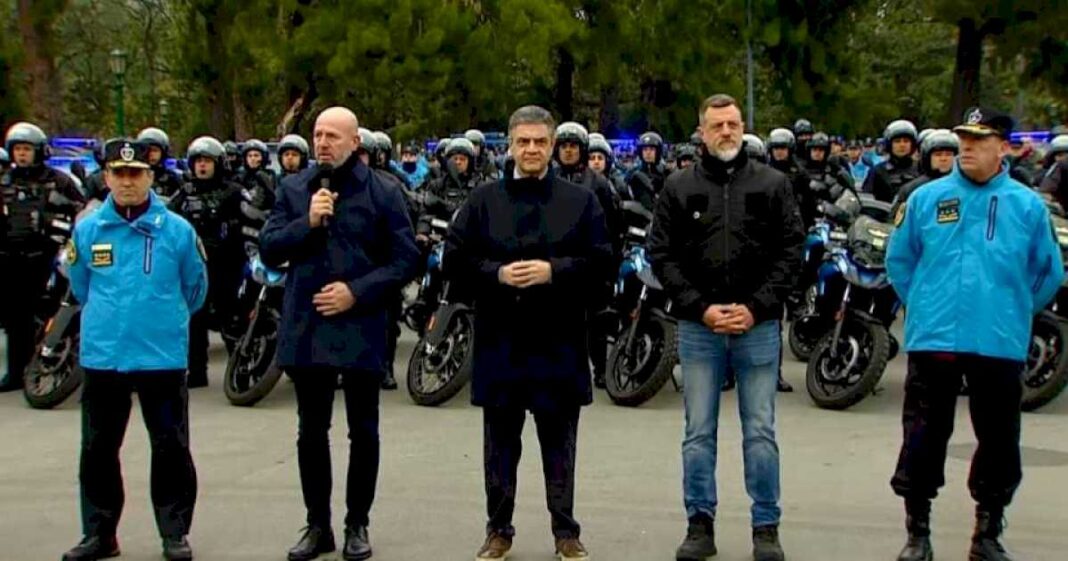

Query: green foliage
left=1, top=0, right=1066, bottom=146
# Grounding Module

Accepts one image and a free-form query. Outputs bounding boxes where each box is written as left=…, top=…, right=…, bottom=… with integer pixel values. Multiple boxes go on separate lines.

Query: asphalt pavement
left=1, top=327, right=1067, bottom=561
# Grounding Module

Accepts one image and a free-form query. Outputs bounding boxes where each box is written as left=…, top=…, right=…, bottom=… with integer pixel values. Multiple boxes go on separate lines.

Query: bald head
left=314, top=106, right=361, bottom=166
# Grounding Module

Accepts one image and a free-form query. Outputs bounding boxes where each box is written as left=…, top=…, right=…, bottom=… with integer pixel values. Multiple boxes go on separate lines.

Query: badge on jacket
left=91, top=244, right=113, bottom=267
left=65, top=238, right=78, bottom=265
left=894, top=203, right=906, bottom=227
left=937, top=198, right=960, bottom=224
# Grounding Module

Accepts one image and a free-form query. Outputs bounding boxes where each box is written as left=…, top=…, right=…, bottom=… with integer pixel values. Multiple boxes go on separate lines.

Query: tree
left=16, top=0, right=69, bottom=131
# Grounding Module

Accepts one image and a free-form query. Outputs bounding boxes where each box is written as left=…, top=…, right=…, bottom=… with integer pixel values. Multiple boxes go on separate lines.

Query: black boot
left=776, top=377, right=794, bottom=393
left=288, top=526, right=336, bottom=561
left=593, top=369, right=606, bottom=390
left=187, top=370, right=208, bottom=389
left=162, top=536, right=193, bottom=561
left=380, top=371, right=397, bottom=391
left=61, top=536, right=120, bottom=561
left=970, top=507, right=1014, bottom=561
left=343, top=526, right=373, bottom=561
left=752, top=525, right=785, bottom=561
left=897, top=500, right=933, bottom=561
left=675, top=514, right=716, bottom=560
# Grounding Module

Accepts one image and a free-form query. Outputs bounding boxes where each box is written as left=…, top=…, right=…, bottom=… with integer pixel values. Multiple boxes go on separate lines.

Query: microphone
left=317, top=163, right=334, bottom=228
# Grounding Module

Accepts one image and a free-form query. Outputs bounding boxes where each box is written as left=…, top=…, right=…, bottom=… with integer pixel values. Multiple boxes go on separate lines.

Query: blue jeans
left=679, top=319, right=782, bottom=527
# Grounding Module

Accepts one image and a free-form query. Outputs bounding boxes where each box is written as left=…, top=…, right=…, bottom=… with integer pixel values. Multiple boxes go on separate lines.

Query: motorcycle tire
left=605, top=316, right=677, bottom=407
left=806, top=318, right=890, bottom=410
left=223, top=326, right=283, bottom=407
left=788, top=315, right=823, bottom=362
left=1022, top=313, right=1068, bottom=412
left=23, top=334, right=84, bottom=410
left=406, top=313, right=473, bottom=407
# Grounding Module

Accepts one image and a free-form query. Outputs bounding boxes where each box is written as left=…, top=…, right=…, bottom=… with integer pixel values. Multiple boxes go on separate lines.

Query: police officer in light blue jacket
left=61, top=139, right=207, bottom=561
left=886, top=107, right=1064, bottom=561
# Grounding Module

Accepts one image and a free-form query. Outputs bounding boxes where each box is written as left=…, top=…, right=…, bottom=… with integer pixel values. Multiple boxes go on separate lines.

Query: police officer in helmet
left=627, top=131, right=669, bottom=210
left=136, top=127, right=183, bottom=198
left=0, top=121, right=86, bottom=392
left=865, top=119, right=921, bottom=202
left=168, top=136, right=245, bottom=388
left=279, top=134, right=311, bottom=177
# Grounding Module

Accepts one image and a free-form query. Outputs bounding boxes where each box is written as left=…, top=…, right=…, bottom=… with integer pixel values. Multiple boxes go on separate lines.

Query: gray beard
left=711, top=145, right=741, bottom=162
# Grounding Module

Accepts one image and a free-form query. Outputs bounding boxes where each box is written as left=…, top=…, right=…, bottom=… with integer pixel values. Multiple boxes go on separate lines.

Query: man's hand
left=309, top=188, right=337, bottom=228
left=498, top=260, right=553, bottom=288
left=313, top=282, right=356, bottom=316
left=702, top=305, right=734, bottom=331
left=713, top=304, right=755, bottom=335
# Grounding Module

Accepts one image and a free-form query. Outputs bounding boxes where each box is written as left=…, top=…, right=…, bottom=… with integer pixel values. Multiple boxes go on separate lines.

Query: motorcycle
left=406, top=217, right=474, bottom=407
left=805, top=214, right=900, bottom=410
left=1022, top=210, right=1068, bottom=411
left=222, top=250, right=286, bottom=407
left=787, top=195, right=853, bottom=361
left=604, top=201, right=678, bottom=407
left=23, top=194, right=88, bottom=409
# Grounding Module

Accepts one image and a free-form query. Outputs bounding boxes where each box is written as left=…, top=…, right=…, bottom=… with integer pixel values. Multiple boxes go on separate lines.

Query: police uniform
left=62, top=140, right=207, bottom=561
left=886, top=108, right=1064, bottom=561
left=169, top=169, right=244, bottom=387
left=0, top=134, right=85, bottom=391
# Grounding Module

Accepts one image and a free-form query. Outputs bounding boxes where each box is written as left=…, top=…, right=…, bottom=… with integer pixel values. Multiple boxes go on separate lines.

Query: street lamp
left=159, top=99, right=170, bottom=132
left=109, top=49, right=128, bottom=136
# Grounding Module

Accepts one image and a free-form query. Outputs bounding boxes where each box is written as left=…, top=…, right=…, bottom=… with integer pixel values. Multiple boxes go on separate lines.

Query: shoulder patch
left=65, top=238, right=77, bottom=265
left=894, top=203, right=907, bottom=227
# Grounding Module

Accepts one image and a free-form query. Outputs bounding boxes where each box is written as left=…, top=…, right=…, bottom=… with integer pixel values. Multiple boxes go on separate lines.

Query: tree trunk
left=16, top=0, right=66, bottom=132
left=277, top=78, right=318, bottom=137
left=598, top=85, right=621, bottom=137
left=202, top=12, right=234, bottom=138
left=554, top=47, right=575, bottom=122
left=232, top=88, right=254, bottom=140
left=948, top=18, right=983, bottom=125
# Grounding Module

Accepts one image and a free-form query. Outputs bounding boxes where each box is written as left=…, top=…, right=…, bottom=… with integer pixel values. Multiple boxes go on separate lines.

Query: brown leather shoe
left=475, top=532, right=512, bottom=561
left=555, top=537, right=590, bottom=561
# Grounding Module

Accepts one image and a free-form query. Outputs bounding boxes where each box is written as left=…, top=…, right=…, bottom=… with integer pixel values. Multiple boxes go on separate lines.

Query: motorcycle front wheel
left=23, top=333, right=84, bottom=410
left=406, top=312, right=474, bottom=407
left=805, top=318, right=889, bottom=410
left=605, top=315, right=677, bottom=407
left=223, top=312, right=283, bottom=407
left=1022, top=313, right=1068, bottom=412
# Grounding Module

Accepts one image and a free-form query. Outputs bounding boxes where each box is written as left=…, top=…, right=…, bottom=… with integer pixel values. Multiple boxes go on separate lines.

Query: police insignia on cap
left=967, top=109, right=983, bottom=125
left=120, top=143, right=135, bottom=162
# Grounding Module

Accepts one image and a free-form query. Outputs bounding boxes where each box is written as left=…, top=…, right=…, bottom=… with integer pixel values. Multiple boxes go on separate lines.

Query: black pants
left=0, top=251, right=52, bottom=385
left=891, top=352, right=1023, bottom=509
left=291, top=367, right=381, bottom=528
left=484, top=406, right=581, bottom=539
left=187, top=251, right=240, bottom=383
left=385, top=293, right=402, bottom=375
left=79, top=369, right=197, bottom=539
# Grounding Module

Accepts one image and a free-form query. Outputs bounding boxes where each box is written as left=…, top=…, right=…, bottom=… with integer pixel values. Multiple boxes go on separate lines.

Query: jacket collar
left=696, top=147, right=750, bottom=184
left=97, top=190, right=169, bottom=232
left=951, top=159, right=1010, bottom=190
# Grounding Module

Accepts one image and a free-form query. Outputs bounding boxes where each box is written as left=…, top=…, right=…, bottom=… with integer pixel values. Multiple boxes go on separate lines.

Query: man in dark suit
left=260, top=106, right=419, bottom=561
left=446, top=105, right=613, bottom=561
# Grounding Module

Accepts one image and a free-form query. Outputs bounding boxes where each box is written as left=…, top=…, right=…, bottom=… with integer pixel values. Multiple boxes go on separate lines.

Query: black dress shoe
left=162, top=536, right=193, bottom=561
left=343, top=526, right=372, bottom=561
left=777, top=378, right=794, bottom=393
left=380, top=372, right=398, bottom=391
left=186, top=373, right=208, bottom=388
left=288, top=526, right=335, bottom=561
left=61, top=535, right=120, bottom=561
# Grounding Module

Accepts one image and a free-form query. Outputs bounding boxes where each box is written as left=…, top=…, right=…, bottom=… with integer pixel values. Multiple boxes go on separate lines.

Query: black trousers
left=385, top=293, right=403, bottom=375
left=187, top=246, right=242, bottom=383
left=79, top=369, right=197, bottom=539
left=891, top=352, right=1023, bottom=509
left=484, top=406, right=581, bottom=540
left=0, top=251, right=52, bottom=385
left=290, top=367, right=381, bottom=528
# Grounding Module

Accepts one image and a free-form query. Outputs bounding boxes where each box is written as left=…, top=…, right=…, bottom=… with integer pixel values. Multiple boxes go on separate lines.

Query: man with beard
left=650, top=94, right=802, bottom=561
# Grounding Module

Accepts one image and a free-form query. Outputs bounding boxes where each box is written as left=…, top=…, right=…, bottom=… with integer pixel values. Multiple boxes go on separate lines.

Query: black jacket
left=151, top=165, right=184, bottom=198
left=864, top=155, right=920, bottom=203
left=1040, top=161, right=1068, bottom=211
left=627, top=161, right=668, bottom=211
left=647, top=151, right=805, bottom=325
left=800, top=159, right=856, bottom=228
left=770, top=156, right=815, bottom=226
left=888, top=170, right=949, bottom=221
left=554, top=163, right=622, bottom=253
left=0, top=165, right=85, bottom=251
left=260, top=156, right=419, bottom=372
left=444, top=173, right=612, bottom=411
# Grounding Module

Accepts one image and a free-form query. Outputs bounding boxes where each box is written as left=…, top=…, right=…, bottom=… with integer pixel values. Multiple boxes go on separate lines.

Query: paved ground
left=1, top=327, right=1067, bottom=561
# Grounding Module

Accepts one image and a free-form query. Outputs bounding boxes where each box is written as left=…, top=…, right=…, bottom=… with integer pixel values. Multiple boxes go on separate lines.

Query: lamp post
left=109, top=49, right=128, bottom=136
left=159, top=99, right=170, bottom=132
